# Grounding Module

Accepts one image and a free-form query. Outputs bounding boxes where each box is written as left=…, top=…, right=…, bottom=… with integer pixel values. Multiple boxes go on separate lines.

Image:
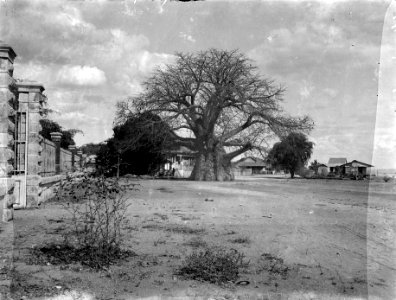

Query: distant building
left=317, top=163, right=328, bottom=176
left=163, top=146, right=196, bottom=178
left=327, top=158, right=347, bottom=174
left=340, top=160, right=374, bottom=177
left=327, top=158, right=373, bottom=177
left=232, top=157, right=272, bottom=176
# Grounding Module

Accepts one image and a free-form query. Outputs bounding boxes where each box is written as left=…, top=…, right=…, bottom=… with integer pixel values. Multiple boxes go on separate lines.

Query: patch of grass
left=142, top=224, right=163, bottom=230
left=180, top=215, right=200, bottom=221
left=142, top=223, right=205, bottom=234
left=224, top=230, right=237, bottom=235
left=153, top=213, right=169, bottom=220
left=256, top=253, right=289, bottom=279
left=28, top=243, right=136, bottom=269
left=165, top=224, right=205, bottom=235
left=229, top=237, right=251, bottom=244
left=176, top=247, right=249, bottom=285
left=154, top=239, right=167, bottom=246
left=184, top=237, right=207, bottom=248
left=157, top=187, right=173, bottom=193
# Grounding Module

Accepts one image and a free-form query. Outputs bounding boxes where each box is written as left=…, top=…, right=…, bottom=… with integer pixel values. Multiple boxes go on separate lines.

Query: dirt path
left=5, top=177, right=396, bottom=299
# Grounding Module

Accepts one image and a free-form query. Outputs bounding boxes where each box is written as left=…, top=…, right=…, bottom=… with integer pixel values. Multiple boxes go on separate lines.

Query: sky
left=0, top=0, right=394, bottom=169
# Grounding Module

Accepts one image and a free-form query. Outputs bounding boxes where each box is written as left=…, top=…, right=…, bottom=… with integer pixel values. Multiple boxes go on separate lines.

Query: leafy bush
left=176, top=247, right=249, bottom=285
left=383, top=176, right=391, bottom=182
left=55, top=172, right=136, bottom=268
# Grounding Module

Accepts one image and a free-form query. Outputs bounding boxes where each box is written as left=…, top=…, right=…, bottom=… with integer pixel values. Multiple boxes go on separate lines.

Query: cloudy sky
left=1, top=0, right=394, bottom=169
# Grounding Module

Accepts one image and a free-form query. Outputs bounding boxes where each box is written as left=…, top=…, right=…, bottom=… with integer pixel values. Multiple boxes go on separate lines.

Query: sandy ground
left=1, top=176, right=395, bottom=300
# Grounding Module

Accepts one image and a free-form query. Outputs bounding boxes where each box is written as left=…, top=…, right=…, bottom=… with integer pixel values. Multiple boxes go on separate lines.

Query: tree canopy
left=96, top=112, right=175, bottom=176
left=116, top=49, right=313, bottom=181
left=267, top=132, right=314, bottom=178
left=39, top=119, right=82, bottom=149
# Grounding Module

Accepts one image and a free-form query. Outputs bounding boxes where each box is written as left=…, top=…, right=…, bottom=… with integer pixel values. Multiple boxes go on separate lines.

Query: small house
left=317, top=163, right=328, bottom=176
left=163, top=146, right=196, bottom=178
left=340, top=160, right=373, bottom=177
left=327, top=158, right=347, bottom=175
left=232, top=157, right=272, bottom=176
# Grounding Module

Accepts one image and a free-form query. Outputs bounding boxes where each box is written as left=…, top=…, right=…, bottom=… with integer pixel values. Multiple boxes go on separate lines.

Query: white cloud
left=13, top=62, right=52, bottom=84
left=56, top=65, right=107, bottom=86
left=137, top=51, right=175, bottom=74
left=179, top=32, right=196, bottom=43
left=299, top=80, right=315, bottom=99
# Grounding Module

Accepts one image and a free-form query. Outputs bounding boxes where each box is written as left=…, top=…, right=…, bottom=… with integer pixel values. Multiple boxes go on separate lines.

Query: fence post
left=0, top=41, right=17, bottom=221
left=16, top=81, right=45, bottom=207
left=50, top=132, right=62, bottom=175
left=68, top=145, right=76, bottom=171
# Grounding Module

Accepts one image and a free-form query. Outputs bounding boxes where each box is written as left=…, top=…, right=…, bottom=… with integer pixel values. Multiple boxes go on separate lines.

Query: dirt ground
left=1, top=176, right=396, bottom=300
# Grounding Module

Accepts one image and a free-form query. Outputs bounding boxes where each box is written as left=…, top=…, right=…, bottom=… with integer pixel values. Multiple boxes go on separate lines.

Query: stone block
left=0, top=178, right=15, bottom=194
left=29, top=132, right=42, bottom=143
left=28, top=121, right=41, bottom=133
left=6, top=194, right=15, bottom=208
left=0, top=162, right=13, bottom=176
left=26, top=175, right=41, bottom=185
left=7, top=120, right=14, bottom=134
left=0, top=148, right=13, bottom=162
left=2, top=208, right=13, bottom=222
left=0, top=73, right=13, bottom=87
left=0, top=133, right=10, bottom=146
left=26, top=193, right=38, bottom=207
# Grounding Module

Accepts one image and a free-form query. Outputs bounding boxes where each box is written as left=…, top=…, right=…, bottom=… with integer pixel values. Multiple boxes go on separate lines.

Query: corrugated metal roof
left=327, top=158, right=347, bottom=167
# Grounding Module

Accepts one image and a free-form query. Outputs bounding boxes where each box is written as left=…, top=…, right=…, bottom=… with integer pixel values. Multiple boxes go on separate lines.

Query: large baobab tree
left=116, top=49, right=313, bottom=181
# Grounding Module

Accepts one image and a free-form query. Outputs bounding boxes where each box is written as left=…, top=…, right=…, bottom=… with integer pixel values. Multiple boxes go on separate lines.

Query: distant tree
left=96, top=138, right=118, bottom=176
left=309, top=159, right=320, bottom=174
left=39, top=119, right=82, bottom=149
left=267, top=132, right=314, bottom=178
left=116, top=49, right=313, bottom=181
left=80, top=143, right=102, bottom=156
left=96, top=112, right=175, bottom=177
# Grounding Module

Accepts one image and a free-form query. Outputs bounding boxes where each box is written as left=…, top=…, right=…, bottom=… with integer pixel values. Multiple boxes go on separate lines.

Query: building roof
left=341, top=160, right=374, bottom=168
left=317, top=163, right=327, bottom=167
left=327, top=158, right=347, bottom=167
left=233, top=157, right=268, bottom=168
left=167, top=146, right=196, bottom=155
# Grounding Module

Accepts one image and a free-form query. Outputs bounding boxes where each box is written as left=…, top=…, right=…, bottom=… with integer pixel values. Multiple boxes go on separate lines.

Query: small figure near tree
left=267, top=132, right=314, bottom=179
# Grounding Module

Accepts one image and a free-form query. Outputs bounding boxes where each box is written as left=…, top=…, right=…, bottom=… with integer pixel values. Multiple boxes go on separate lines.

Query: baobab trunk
left=190, top=147, right=234, bottom=181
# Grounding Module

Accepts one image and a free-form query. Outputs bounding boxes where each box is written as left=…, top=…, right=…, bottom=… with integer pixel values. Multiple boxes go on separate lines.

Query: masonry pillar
left=16, top=81, right=45, bottom=207
left=68, top=145, right=76, bottom=171
left=50, top=132, right=62, bottom=175
left=77, top=150, right=83, bottom=170
left=82, top=154, right=87, bottom=169
left=0, top=41, right=17, bottom=222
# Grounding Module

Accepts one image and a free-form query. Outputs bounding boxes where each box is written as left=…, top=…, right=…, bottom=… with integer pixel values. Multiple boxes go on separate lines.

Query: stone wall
left=1, top=41, right=86, bottom=219
left=40, top=137, right=56, bottom=177
left=0, top=41, right=17, bottom=222
left=60, top=148, right=73, bottom=172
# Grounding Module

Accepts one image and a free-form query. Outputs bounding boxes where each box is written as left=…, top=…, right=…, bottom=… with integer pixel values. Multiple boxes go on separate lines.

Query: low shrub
left=54, top=172, right=137, bottom=268
left=176, top=247, right=249, bottom=285
left=383, top=176, right=391, bottom=182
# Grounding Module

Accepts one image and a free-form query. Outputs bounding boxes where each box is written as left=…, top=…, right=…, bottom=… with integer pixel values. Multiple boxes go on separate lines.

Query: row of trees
left=40, top=119, right=81, bottom=149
